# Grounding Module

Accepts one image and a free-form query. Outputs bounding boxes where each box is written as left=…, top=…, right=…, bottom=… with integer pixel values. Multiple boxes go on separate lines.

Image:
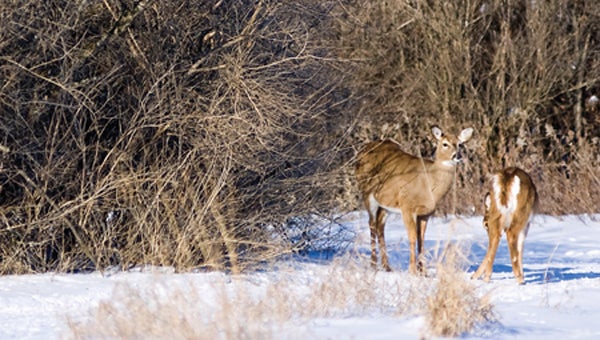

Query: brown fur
left=355, top=126, right=473, bottom=273
left=471, top=167, right=538, bottom=284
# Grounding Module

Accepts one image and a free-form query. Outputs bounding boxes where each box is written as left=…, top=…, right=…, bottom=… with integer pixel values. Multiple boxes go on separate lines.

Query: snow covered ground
left=1, top=213, right=599, bottom=339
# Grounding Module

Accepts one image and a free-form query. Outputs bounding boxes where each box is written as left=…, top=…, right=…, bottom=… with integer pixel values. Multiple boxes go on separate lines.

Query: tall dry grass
left=423, top=243, right=496, bottom=337
left=67, top=248, right=496, bottom=339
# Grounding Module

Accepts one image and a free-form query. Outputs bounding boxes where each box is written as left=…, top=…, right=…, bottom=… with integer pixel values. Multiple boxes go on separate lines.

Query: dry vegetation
left=0, top=0, right=351, bottom=273
left=0, top=0, right=599, bottom=276
left=67, top=249, right=495, bottom=339
left=336, top=0, right=600, bottom=214
left=424, top=243, right=496, bottom=337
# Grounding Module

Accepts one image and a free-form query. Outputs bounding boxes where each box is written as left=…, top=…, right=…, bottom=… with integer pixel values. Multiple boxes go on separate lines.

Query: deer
left=355, top=126, right=474, bottom=274
left=471, top=167, right=538, bottom=284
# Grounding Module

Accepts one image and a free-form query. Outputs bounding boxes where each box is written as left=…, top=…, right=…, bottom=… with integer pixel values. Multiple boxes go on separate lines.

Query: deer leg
left=369, top=222, right=377, bottom=269
left=506, top=230, right=522, bottom=284
left=506, top=218, right=529, bottom=284
left=416, top=215, right=429, bottom=274
left=402, top=212, right=418, bottom=274
left=472, top=217, right=501, bottom=282
left=366, top=199, right=378, bottom=269
left=376, top=208, right=391, bottom=271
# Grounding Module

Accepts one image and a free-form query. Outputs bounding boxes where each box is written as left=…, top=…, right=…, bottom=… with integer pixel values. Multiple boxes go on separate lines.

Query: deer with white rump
left=355, top=126, right=474, bottom=274
left=471, top=167, right=538, bottom=284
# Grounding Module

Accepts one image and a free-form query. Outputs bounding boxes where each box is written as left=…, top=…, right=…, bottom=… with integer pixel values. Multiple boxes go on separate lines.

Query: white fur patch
left=369, top=194, right=404, bottom=215
left=368, top=194, right=379, bottom=217
left=492, top=174, right=521, bottom=229
left=441, top=160, right=458, bottom=167
left=379, top=202, right=404, bottom=215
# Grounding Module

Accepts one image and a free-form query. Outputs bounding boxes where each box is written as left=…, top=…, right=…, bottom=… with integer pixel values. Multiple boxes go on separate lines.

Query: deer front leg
left=416, top=215, right=429, bottom=274
left=402, top=212, right=419, bottom=274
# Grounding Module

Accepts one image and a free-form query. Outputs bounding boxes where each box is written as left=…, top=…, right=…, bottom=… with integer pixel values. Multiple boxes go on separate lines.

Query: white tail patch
left=492, top=174, right=521, bottom=229
left=472, top=167, right=537, bottom=284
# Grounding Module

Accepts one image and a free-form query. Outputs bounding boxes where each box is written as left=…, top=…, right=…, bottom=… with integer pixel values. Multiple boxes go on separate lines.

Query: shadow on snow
left=290, top=236, right=600, bottom=286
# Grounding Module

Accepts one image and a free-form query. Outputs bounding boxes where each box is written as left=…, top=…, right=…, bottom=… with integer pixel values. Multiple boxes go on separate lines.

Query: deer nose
left=452, top=151, right=462, bottom=162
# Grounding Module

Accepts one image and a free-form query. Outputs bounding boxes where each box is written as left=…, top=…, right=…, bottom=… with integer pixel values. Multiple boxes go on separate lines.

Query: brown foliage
left=337, top=0, right=600, bottom=214
left=0, top=0, right=599, bottom=273
left=0, top=0, right=352, bottom=273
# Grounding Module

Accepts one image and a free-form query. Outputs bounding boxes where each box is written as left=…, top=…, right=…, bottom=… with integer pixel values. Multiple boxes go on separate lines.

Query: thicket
left=0, top=0, right=598, bottom=273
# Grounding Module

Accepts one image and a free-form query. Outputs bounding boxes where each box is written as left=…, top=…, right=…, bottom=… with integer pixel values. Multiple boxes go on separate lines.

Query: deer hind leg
left=369, top=219, right=378, bottom=269
left=416, top=215, right=429, bottom=274
left=472, top=217, right=502, bottom=282
left=506, top=218, right=530, bottom=284
left=402, top=212, right=419, bottom=274
left=366, top=197, right=378, bottom=269
left=375, top=208, right=391, bottom=271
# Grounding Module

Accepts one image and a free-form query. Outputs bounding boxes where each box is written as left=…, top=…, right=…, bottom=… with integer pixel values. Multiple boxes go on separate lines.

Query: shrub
left=0, top=0, right=352, bottom=273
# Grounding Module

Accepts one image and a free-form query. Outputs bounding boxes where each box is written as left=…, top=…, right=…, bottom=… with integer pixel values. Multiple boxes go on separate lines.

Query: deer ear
left=458, top=127, right=474, bottom=143
left=431, top=126, right=443, bottom=140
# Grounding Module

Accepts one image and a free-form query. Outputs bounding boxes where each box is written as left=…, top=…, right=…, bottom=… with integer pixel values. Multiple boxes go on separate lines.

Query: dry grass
left=67, top=245, right=496, bottom=339
left=423, top=243, right=497, bottom=338
left=66, top=258, right=387, bottom=339
left=68, top=276, right=297, bottom=339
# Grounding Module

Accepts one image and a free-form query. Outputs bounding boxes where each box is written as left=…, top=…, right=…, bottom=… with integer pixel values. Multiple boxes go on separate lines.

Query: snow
left=1, top=214, right=599, bottom=339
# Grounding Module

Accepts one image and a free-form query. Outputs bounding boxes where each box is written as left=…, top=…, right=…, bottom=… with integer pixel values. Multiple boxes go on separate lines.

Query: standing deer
left=355, top=126, right=474, bottom=274
left=471, top=167, right=538, bottom=284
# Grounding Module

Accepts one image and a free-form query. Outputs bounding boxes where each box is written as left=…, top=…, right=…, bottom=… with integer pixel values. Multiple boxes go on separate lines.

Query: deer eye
left=442, top=142, right=450, bottom=148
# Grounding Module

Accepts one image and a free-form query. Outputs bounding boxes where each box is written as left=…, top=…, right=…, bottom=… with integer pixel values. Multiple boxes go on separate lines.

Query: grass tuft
left=423, top=243, right=497, bottom=337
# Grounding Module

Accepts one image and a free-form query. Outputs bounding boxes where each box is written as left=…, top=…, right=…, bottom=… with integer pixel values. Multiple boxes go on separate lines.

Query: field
left=1, top=213, right=599, bottom=339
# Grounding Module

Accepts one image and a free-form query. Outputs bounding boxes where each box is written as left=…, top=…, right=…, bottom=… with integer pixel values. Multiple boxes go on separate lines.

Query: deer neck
left=427, top=159, right=457, bottom=199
